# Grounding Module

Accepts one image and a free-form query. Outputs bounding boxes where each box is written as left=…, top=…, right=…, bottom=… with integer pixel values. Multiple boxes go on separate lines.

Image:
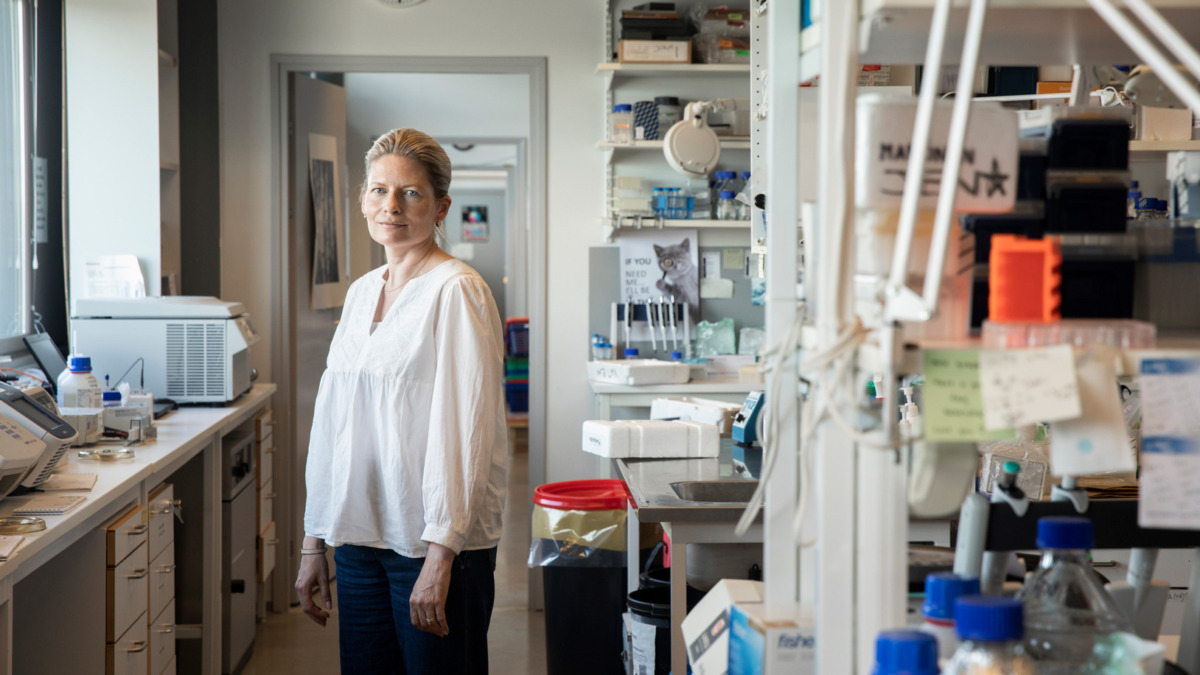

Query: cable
left=0, top=367, right=47, bottom=385
left=112, top=358, right=145, bottom=391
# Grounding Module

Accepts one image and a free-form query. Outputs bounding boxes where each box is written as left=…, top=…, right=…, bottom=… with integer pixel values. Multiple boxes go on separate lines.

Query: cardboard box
left=728, top=604, right=815, bottom=675
left=1137, top=106, right=1193, bottom=141
left=682, top=579, right=764, bottom=675
left=618, top=39, right=692, bottom=64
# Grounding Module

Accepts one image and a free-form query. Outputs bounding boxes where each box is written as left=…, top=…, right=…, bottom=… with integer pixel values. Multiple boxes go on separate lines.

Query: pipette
left=667, top=295, right=679, bottom=351
left=646, top=299, right=658, bottom=353
left=658, top=296, right=671, bottom=350
left=624, top=298, right=633, bottom=356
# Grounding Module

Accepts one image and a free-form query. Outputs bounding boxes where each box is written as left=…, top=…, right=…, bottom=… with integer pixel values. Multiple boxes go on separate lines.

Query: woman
left=296, top=128, right=509, bottom=674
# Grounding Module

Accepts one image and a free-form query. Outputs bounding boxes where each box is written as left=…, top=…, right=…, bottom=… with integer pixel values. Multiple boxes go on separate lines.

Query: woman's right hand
left=295, top=546, right=332, bottom=627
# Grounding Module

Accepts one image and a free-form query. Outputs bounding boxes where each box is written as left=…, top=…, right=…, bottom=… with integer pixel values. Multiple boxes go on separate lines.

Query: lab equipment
left=943, top=596, right=1035, bottom=675
left=988, top=235, right=1062, bottom=323
left=980, top=461, right=1030, bottom=594
left=58, top=407, right=103, bottom=446
left=919, top=573, right=981, bottom=663
left=667, top=296, right=679, bottom=351
left=732, top=391, right=764, bottom=479
left=72, top=296, right=260, bottom=404
left=581, top=419, right=718, bottom=458
left=872, top=630, right=939, bottom=675
left=645, top=299, right=657, bottom=353
left=17, top=385, right=56, bottom=414
left=611, top=104, right=634, bottom=144
left=57, top=355, right=102, bottom=409
left=713, top=170, right=738, bottom=199
left=1015, top=516, right=1134, bottom=671
left=695, top=318, right=737, bottom=356
left=22, top=332, right=68, bottom=396
left=1106, top=548, right=1172, bottom=642
left=586, top=359, right=689, bottom=386
left=625, top=297, right=634, bottom=355
left=655, top=96, right=681, bottom=136
left=649, top=396, right=742, bottom=436
left=0, top=382, right=77, bottom=491
left=662, top=100, right=723, bottom=178
left=624, top=348, right=639, bottom=359
left=717, top=191, right=740, bottom=220
left=656, top=296, right=670, bottom=349
left=1128, top=181, right=1142, bottom=219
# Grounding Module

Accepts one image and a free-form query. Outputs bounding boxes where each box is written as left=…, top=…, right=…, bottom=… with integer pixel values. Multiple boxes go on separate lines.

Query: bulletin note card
left=979, top=345, right=1082, bottom=431
left=1049, top=347, right=1136, bottom=477
left=923, top=350, right=1013, bottom=442
left=1138, top=358, right=1200, bottom=530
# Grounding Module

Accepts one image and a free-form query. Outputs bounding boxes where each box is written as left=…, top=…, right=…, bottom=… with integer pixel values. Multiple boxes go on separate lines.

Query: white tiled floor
left=242, top=429, right=547, bottom=674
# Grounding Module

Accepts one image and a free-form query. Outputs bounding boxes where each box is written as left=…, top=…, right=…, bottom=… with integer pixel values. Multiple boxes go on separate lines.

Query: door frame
left=269, top=56, right=548, bottom=610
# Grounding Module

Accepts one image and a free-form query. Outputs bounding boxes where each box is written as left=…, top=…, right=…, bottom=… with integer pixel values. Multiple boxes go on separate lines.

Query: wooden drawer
left=106, top=504, right=148, bottom=566
left=257, top=433, right=274, bottom=488
left=148, top=483, right=176, bottom=561
left=258, top=520, right=277, bottom=583
left=149, top=543, right=175, bottom=621
left=149, top=599, right=176, bottom=675
left=107, top=541, right=149, bottom=642
left=258, top=478, right=274, bottom=528
left=106, top=611, right=148, bottom=675
left=255, top=409, right=273, bottom=441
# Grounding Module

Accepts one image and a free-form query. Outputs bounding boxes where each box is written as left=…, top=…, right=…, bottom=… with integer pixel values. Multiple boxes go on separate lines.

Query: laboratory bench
left=0, top=383, right=275, bottom=675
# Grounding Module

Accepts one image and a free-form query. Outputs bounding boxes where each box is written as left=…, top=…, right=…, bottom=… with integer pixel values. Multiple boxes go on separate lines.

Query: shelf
left=1129, top=140, right=1200, bottom=156
left=597, top=138, right=752, bottom=150
left=605, top=217, right=751, bottom=229
left=157, top=48, right=177, bottom=68
left=596, top=62, right=750, bottom=78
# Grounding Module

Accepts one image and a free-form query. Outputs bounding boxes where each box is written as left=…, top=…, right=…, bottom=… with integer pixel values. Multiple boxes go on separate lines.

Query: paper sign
left=700, top=278, right=734, bottom=299
left=723, top=248, right=744, bottom=270
left=33, top=157, right=47, bottom=244
left=1049, top=347, right=1136, bottom=477
left=923, top=350, right=1013, bottom=442
left=1138, top=358, right=1200, bottom=530
left=979, top=345, right=1082, bottom=431
left=702, top=252, right=722, bottom=280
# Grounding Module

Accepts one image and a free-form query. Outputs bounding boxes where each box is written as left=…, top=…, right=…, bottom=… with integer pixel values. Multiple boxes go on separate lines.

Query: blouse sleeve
left=420, top=275, right=505, bottom=554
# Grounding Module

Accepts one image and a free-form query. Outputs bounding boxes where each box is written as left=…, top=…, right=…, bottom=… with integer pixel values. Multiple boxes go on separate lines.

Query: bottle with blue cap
left=943, top=596, right=1035, bottom=674
left=57, top=355, right=103, bottom=409
left=872, top=630, right=938, bottom=675
left=1015, top=516, right=1133, bottom=671
left=918, top=572, right=980, bottom=662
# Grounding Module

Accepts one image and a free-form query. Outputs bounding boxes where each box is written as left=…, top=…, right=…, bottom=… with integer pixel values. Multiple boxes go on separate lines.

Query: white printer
left=72, top=297, right=260, bottom=404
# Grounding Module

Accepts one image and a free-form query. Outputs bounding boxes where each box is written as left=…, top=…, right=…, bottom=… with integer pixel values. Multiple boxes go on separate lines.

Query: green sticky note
left=923, top=349, right=1013, bottom=442
left=723, top=248, right=744, bottom=270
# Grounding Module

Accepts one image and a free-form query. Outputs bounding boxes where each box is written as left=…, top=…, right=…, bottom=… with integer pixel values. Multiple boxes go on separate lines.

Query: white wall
left=217, top=0, right=606, bottom=483
left=444, top=187, right=508, bottom=319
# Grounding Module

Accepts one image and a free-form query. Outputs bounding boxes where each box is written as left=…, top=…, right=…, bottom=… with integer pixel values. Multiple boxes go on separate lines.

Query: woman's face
left=361, top=154, right=451, bottom=251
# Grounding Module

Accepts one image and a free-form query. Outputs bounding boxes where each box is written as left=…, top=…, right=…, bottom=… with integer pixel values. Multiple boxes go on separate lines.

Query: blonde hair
left=361, top=128, right=452, bottom=199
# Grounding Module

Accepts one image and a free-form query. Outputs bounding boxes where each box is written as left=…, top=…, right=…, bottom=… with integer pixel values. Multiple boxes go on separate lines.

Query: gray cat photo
left=654, top=237, right=700, bottom=319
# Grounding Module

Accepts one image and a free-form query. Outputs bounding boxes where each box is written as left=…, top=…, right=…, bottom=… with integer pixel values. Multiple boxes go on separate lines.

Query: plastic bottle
left=624, top=348, right=639, bottom=360
left=655, top=96, right=682, bottom=136
left=1156, top=197, right=1170, bottom=219
left=717, top=191, right=739, bottom=220
left=611, top=104, right=634, bottom=144
left=1127, top=181, right=1141, bottom=220
left=670, top=351, right=683, bottom=362
left=919, top=572, right=981, bottom=663
left=713, top=170, right=737, bottom=206
left=872, top=630, right=939, bottom=675
left=57, top=355, right=103, bottom=409
left=736, top=171, right=752, bottom=220
left=1015, top=516, right=1134, bottom=672
left=688, top=177, right=712, bottom=219
left=943, top=596, right=1036, bottom=675
left=1136, top=197, right=1156, bottom=221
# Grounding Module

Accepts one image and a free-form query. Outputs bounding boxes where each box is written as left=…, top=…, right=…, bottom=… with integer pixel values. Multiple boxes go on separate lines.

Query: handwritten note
left=1138, top=358, right=1200, bottom=530
left=923, top=350, right=1013, bottom=441
left=1049, top=347, right=1136, bottom=477
left=979, top=345, right=1082, bottom=431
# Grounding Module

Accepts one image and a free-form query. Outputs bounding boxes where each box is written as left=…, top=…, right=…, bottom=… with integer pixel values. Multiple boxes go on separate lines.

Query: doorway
left=269, top=57, right=547, bottom=615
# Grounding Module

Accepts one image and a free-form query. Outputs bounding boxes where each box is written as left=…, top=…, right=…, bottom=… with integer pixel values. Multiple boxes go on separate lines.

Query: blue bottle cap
left=741, top=171, right=751, bottom=179
left=922, top=573, right=981, bottom=621
left=102, top=391, right=122, bottom=403
left=1128, top=190, right=1141, bottom=199
left=720, top=191, right=737, bottom=199
left=68, top=356, right=92, bottom=372
left=872, top=630, right=939, bottom=675
left=715, top=170, right=736, bottom=179
left=1131, top=180, right=1139, bottom=188
left=955, top=596, right=1024, bottom=642
left=670, top=351, right=683, bottom=360
left=1139, top=197, right=1155, bottom=210
left=624, top=348, right=639, bottom=357
left=613, top=104, right=632, bottom=112
left=1037, top=516, right=1094, bottom=550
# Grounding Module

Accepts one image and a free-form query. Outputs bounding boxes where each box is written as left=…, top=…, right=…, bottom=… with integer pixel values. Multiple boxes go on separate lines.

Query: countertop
left=613, top=446, right=761, bottom=523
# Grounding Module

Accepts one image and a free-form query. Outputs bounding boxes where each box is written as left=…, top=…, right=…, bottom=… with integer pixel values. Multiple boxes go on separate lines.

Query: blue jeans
left=334, top=544, right=497, bottom=674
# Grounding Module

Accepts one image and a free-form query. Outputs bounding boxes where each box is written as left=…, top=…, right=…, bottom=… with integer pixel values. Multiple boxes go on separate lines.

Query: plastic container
left=1127, top=181, right=1141, bottom=220
left=737, top=171, right=752, bottom=220
left=1015, top=516, right=1134, bottom=672
left=943, top=596, right=1035, bottom=675
left=530, top=479, right=631, bottom=675
left=504, top=380, right=529, bottom=413
left=655, top=96, right=682, bottom=137
left=506, top=317, right=530, bottom=356
left=920, top=573, right=981, bottom=663
left=1136, top=196, right=1157, bottom=221
left=717, top=190, right=739, bottom=220
left=713, top=170, right=739, bottom=200
left=688, top=177, right=712, bottom=219
left=611, top=104, right=634, bottom=144
left=626, top=587, right=672, bottom=675
left=980, top=318, right=1156, bottom=350
left=57, top=356, right=102, bottom=409
left=624, top=348, right=639, bottom=359
left=101, top=390, right=122, bottom=408
left=873, top=630, right=939, bottom=675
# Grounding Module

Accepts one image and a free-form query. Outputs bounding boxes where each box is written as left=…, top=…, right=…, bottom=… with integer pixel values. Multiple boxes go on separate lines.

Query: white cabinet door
left=149, top=599, right=176, bottom=675
left=149, top=543, right=175, bottom=621
left=108, top=541, right=149, bottom=642
left=107, top=612, right=149, bottom=675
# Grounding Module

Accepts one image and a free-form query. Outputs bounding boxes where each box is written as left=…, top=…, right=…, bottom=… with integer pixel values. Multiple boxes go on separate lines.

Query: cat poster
left=619, top=229, right=700, bottom=340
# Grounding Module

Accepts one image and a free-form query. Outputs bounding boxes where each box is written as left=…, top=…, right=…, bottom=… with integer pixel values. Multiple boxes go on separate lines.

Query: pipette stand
left=609, top=302, right=688, bottom=358
left=979, top=478, right=1029, bottom=595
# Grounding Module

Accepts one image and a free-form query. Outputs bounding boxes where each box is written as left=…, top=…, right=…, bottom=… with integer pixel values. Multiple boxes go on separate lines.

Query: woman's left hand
left=410, top=542, right=454, bottom=637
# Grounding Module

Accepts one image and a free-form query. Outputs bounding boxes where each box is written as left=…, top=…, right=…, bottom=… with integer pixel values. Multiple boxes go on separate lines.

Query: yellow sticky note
left=723, top=248, right=744, bottom=270
left=923, top=349, right=1013, bottom=442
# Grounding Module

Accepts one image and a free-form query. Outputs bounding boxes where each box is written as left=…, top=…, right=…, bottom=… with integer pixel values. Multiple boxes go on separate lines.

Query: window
left=0, top=0, right=30, bottom=339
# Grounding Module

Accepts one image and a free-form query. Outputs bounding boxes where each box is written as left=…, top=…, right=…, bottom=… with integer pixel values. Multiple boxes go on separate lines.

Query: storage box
left=505, top=381, right=528, bottom=413
left=649, top=397, right=743, bottom=436
left=618, top=39, right=692, bottom=64
left=581, top=419, right=719, bottom=458
left=1137, top=106, right=1193, bottom=142
left=587, top=359, right=690, bottom=386
left=728, top=604, right=816, bottom=675
left=681, top=579, right=764, bottom=675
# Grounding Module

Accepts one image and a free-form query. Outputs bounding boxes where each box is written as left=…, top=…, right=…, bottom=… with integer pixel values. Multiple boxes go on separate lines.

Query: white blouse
left=304, top=259, right=508, bottom=557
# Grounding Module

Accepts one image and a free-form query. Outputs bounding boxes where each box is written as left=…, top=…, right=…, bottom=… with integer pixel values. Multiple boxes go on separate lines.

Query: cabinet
left=106, top=505, right=149, bottom=674
left=158, top=0, right=181, bottom=293
left=255, top=409, right=277, bottom=609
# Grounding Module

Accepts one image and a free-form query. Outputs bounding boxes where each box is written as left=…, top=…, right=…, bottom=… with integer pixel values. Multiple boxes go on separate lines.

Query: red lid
left=505, top=316, right=530, bottom=326
left=533, top=479, right=629, bottom=511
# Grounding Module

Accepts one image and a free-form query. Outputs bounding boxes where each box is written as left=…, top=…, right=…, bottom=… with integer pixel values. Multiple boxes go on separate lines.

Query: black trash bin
left=530, top=479, right=631, bottom=675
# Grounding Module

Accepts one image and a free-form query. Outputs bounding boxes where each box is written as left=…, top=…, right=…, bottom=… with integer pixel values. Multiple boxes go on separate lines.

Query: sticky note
left=923, top=349, right=1013, bottom=442
left=723, top=248, right=744, bottom=270
left=700, top=278, right=734, bottom=299
left=1049, top=346, right=1136, bottom=477
left=979, top=345, right=1082, bottom=431
left=1138, top=358, right=1200, bottom=530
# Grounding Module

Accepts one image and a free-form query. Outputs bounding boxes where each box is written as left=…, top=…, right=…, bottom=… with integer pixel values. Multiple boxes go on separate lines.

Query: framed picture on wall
left=462, top=205, right=489, bottom=242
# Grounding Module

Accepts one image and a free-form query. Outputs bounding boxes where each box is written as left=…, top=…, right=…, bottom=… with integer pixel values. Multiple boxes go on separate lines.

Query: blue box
left=728, top=604, right=815, bottom=675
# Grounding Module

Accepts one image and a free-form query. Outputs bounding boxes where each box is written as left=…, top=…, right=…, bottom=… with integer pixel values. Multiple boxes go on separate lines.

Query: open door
left=281, top=73, right=347, bottom=596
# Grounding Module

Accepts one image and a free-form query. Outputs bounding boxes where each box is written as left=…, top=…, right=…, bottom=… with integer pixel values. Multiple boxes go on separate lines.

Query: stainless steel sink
left=670, top=480, right=759, bottom=504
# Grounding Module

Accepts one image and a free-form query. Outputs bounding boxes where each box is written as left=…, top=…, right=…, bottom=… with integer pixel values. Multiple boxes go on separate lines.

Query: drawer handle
left=263, top=493, right=276, bottom=500
left=156, top=564, right=177, bottom=573
left=156, top=624, right=176, bottom=634
left=263, top=448, right=276, bottom=454
left=126, top=641, right=148, bottom=653
left=128, top=524, right=149, bottom=535
left=265, top=538, right=279, bottom=545
left=126, top=568, right=149, bottom=579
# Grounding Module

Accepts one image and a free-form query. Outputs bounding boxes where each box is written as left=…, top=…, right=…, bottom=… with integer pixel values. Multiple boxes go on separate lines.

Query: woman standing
left=296, top=128, right=508, bottom=674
